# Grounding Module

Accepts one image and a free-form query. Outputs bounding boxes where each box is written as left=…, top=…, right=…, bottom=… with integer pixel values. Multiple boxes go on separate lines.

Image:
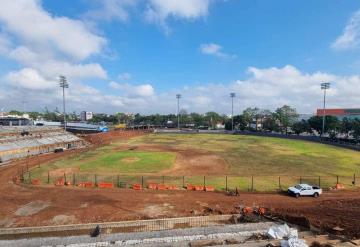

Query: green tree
left=292, top=120, right=311, bottom=135
left=275, top=105, right=299, bottom=134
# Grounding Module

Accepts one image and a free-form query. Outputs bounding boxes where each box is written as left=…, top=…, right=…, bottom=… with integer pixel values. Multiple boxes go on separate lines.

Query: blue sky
left=0, top=0, right=360, bottom=114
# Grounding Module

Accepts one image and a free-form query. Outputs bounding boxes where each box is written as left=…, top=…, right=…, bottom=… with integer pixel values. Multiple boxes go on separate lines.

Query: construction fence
left=19, top=169, right=358, bottom=192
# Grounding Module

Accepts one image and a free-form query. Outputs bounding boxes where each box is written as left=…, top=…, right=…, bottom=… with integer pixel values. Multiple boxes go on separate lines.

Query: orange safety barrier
left=205, top=186, right=215, bottom=192
left=186, top=184, right=194, bottom=190
left=147, top=183, right=158, bottom=190
left=65, top=181, right=72, bottom=186
left=98, top=182, right=114, bottom=188
left=335, top=183, right=345, bottom=189
left=55, top=179, right=65, bottom=186
left=157, top=184, right=167, bottom=190
left=242, top=207, right=253, bottom=214
left=258, top=207, right=266, bottom=215
left=133, top=183, right=142, bottom=190
left=167, top=185, right=179, bottom=190
left=31, top=179, right=41, bottom=185
left=77, top=181, right=94, bottom=188
left=194, top=185, right=204, bottom=191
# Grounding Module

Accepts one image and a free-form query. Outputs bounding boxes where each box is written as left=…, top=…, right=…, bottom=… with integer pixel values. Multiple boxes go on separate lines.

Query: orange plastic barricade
left=98, top=182, right=113, bottom=188
left=335, top=183, right=345, bottom=189
left=157, top=184, right=167, bottom=190
left=55, top=179, right=64, bottom=186
left=133, top=183, right=142, bottom=190
left=194, top=185, right=204, bottom=191
left=65, top=181, right=71, bottom=186
left=205, top=186, right=215, bottom=192
left=84, top=182, right=94, bottom=188
left=242, top=207, right=253, bottom=214
left=258, top=207, right=266, bottom=215
left=31, top=179, right=41, bottom=185
left=147, top=183, right=158, bottom=190
left=167, top=185, right=178, bottom=190
left=186, top=184, right=194, bottom=190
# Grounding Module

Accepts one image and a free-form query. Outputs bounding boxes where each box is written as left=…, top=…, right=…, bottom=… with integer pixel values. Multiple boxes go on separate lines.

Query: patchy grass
left=130, top=134, right=360, bottom=176
left=28, top=133, right=360, bottom=191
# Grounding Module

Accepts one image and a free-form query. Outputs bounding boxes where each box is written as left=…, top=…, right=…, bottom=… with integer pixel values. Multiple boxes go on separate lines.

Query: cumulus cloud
left=145, top=0, right=211, bottom=33
left=332, top=10, right=360, bottom=50
left=0, top=0, right=106, bottom=61
left=199, top=43, right=236, bottom=59
left=6, top=68, right=55, bottom=90
left=109, top=81, right=155, bottom=97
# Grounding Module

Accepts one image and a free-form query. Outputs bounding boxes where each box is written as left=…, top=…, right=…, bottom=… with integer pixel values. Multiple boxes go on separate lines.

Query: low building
left=316, top=108, right=360, bottom=120
left=0, top=117, right=31, bottom=126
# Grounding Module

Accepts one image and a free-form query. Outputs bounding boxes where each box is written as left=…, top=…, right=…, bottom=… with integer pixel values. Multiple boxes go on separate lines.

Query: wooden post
left=354, top=173, right=356, bottom=185
left=278, top=176, right=281, bottom=191
left=73, top=174, right=75, bottom=186
left=47, top=171, right=50, bottom=184
left=225, top=176, right=228, bottom=191
left=182, top=176, right=185, bottom=188
left=318, top=176, right=321, bottom=187
left=251, top=176, right=254, bottom=192
left=64, top=173, right=66, bottom=183
left=203, top=176, right=206, bottom=188
left=94, top=174, right=97, bottom=186
left=117, top=175, right=120, bottom=188
left=336, top=175, right=339, bottom=184
left=141, top=176, right=144, bottom=188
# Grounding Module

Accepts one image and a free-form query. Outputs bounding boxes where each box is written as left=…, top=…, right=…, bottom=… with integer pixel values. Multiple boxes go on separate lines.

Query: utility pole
left=320, top=82, right=330, bottom=138
left=176, top=94, right=181, bottom=129
left=59, top=75, right=69, bottom=131
left=230, top=93, right=236, bottom=131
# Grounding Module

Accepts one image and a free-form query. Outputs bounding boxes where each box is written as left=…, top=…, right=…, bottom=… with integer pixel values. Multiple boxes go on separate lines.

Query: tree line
left=7, top=105, right=360, bottom=141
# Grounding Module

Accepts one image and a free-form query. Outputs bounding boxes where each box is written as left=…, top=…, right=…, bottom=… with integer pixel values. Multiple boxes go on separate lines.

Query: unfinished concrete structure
left=0, top=126, right=86, bottom=163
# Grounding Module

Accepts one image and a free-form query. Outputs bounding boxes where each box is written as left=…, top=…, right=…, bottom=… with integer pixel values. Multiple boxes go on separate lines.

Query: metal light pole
left=176, top=94, right=181, bottom=129
left=59, top=75, right=69, bottom=131
left=321, top=82, right=330, bottom=138
left=230, top=93, right=235, bottom=131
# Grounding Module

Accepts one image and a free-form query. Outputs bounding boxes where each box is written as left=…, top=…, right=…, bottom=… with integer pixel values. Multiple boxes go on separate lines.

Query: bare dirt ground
left=0, top=130, right=360, bottom=239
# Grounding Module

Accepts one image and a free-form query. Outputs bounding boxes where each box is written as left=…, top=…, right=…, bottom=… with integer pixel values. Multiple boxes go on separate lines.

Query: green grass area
left=27, top=133, right=360, bottom=191
left=130, top=134, right=360, bottom=176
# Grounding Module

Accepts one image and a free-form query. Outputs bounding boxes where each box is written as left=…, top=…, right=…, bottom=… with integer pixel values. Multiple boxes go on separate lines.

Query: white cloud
left=84, top=0, right=137, bottom=22
left=145, top=0, right=211, bottom=33
left=118, top=72, right=132, bottom=80
left=199, top=43, right=236, bottom=59
left=2, top=65, right=360, bottom=114
left=0, top=0, right=106, bottom=60
left=6, top=68, right=55, bottom=90
left=332, top=10, right=360, bottom=50
left=109, top=81, right=155, bottom=97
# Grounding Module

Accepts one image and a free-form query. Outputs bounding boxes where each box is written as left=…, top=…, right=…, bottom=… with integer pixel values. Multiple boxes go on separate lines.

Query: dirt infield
left=1, top=131, right=360, bottom=239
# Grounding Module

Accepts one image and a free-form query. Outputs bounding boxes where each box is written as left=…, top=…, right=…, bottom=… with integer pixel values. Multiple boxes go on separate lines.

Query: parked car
left=287, top=184, right=322, bottom=198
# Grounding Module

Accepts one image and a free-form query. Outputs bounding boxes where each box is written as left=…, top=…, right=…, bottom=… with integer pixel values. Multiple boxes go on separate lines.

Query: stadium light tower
left=320, top=82, right=330, bottom=138
left=230, top=93, right=236, bottom=131
left=59, top=75, right=69, bottom=131
left=176, top=94, right=181, bottom=129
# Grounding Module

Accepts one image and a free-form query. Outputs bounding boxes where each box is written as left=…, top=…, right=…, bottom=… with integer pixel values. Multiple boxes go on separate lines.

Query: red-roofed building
left=316, top=108, right=360, bottom=119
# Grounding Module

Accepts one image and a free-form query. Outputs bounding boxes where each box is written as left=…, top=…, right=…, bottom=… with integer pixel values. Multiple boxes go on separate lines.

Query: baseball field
left=27, top=133, right=360, bottom=191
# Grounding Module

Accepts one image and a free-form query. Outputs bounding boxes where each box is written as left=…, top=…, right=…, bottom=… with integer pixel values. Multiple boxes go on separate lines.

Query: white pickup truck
left=287, top=184, right=322, bottom=198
